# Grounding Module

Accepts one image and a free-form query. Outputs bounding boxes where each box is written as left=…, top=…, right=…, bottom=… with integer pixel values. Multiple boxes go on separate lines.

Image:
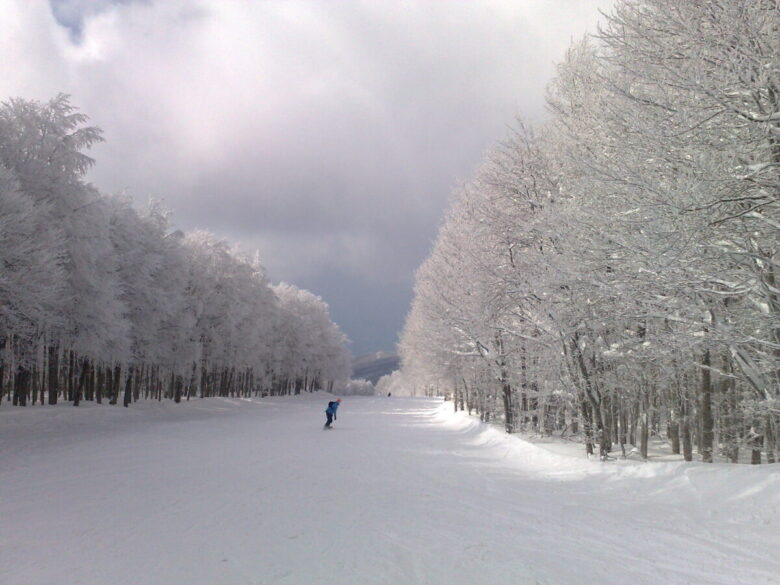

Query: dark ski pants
left=325, top=412, right=334, bottom=427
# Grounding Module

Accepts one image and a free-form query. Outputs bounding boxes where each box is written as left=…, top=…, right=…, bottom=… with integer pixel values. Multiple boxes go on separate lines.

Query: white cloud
left=0, top=1, right=71, bottom=98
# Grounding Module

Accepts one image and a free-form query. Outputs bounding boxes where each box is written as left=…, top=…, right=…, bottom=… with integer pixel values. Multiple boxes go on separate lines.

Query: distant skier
left=324, top=398, right=341, bottom=429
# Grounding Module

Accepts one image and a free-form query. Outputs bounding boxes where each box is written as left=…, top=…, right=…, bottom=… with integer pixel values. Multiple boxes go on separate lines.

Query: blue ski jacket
left=326, top=401, right=340, bottom=415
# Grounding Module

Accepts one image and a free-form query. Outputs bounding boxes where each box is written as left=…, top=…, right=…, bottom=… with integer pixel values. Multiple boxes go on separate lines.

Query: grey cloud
left=2, top=0, right=612, bottom=354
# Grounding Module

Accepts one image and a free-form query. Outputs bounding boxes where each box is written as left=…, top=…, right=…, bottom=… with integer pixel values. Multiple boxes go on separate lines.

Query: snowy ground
left=1, top=395, right=778, bottom=585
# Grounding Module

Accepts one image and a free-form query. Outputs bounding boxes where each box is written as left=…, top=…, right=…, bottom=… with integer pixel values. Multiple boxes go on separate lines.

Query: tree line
left=0, top=94, right=351, bottom=407
left=400, top=0, right=779, bottom=463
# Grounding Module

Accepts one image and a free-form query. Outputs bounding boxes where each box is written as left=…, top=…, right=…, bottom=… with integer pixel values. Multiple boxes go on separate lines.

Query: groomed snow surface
left=1, top=394, right=778, bottom=585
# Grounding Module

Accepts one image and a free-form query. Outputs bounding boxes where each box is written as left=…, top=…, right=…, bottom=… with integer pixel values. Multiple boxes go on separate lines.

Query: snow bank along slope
left=1, top=395, right=778, bottom=585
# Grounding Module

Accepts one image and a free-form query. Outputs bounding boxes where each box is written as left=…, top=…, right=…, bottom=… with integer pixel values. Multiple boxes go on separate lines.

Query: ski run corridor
left=1, top=394, right=778, bottom=585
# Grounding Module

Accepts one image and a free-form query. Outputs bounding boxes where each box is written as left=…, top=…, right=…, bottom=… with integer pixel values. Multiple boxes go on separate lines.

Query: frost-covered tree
left=0, top=165, right=64, bottom=346
left=0, top=94, right=129, bottom=405
left=272, top=283, right=351, bottom=395
left=0, top=165, right=65, bottom=404
left=400, top=0, right=779, bottom=464
left=0, top=95, right=351, bottom=408
left=342, top=378, right=375, bottom=396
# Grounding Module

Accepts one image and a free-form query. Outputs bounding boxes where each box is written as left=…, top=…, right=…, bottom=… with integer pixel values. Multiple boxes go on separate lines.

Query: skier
left=324, top=398, right=341, bottom=429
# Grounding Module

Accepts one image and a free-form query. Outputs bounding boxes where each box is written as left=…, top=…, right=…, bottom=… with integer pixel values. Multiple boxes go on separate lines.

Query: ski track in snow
left=1, top=395, right=778, bottom=585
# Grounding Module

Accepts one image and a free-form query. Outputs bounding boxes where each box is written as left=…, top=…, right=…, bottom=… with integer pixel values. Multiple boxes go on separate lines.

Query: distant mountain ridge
left=352, top=352, right=400, bottom=384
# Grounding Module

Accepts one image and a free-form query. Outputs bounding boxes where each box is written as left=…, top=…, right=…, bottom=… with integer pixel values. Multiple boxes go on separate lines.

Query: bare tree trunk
left=123, top=366, right=133, bottom=407
left=14, top=366, right=30, bottom=406
left=581, top=398, right=594, bottom=456
left=73, top=358, right=89, bottom=406
left=669, top=405, right=681, bottom=455
left=0, top=338, right=5, bottom=405
left=174, top=374, right=182, bottom=403
left=31, top=363, right=39, bottom=405
left=87, top=362, right=95, bottom=401
left=569, top=335, right=609, bottom=457
left=720, top=362, right=738, bottom=463
left=602, top=394, right=613, bottom=449
left=500, top=369, right=514, bottom=434
left=199, top=362, right=207, bottom=398
left=700, top=349, right=714, bottom=462
left=640, top=392, right=649, bottom=460
left=96, top=366, right=104, bottom=404
left=519, top=348, right=529, bottom=430
left=133, top=365, right=143, bottom=401
left=751, top=434, right=762, bottom=464
left=765, top=417, right=775, bottom=464
left=188, top=362, right=197, bottom=401
left=111, top=364, right=121, bottom=405
left=681, top=397, right=693, bottom=462
left=67, top=350, right=75, bottom=402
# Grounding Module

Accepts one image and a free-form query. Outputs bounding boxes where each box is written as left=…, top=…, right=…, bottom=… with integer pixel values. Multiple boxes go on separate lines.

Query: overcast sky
left=1, top=0, right=610, bottom=357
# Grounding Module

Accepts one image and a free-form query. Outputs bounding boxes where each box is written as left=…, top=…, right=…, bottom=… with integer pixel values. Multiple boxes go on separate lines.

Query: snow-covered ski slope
left=1, top=394, right=778, bottom=585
